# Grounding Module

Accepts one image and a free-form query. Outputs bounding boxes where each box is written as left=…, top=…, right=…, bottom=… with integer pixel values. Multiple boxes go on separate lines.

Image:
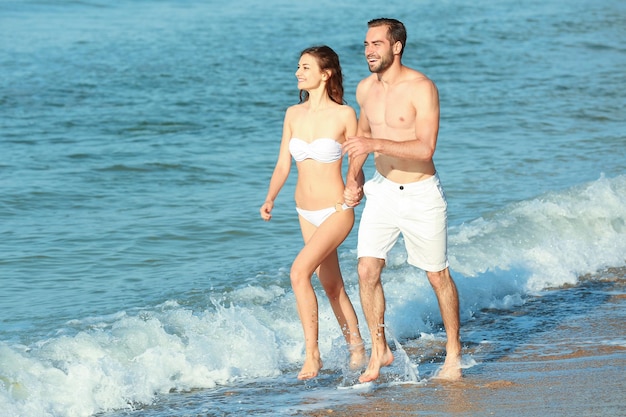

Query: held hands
left=260, top=200, right=274, bottom=221
left=344, top=179, right=364, bottom=208
left=343, top=170, right=365, bottom=207
left=342, top=136, right=369, bottom=207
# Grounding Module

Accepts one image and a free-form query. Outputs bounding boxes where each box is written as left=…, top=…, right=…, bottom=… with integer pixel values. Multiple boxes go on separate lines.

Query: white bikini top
left=289, top=138, right=342, bottom=163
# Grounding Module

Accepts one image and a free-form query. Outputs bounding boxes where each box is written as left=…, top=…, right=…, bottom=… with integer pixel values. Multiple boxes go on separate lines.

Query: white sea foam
left=449, top=173, right=626, bottom=291
left=1, top=177, right=624, bottom=416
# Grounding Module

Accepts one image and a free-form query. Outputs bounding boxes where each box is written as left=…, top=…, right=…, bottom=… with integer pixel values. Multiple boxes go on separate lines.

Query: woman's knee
left=290, top=262, right=312, bottom=287
left=322, top=282, right=344, bottom=300
left=317, top=264, right=344, bottom=299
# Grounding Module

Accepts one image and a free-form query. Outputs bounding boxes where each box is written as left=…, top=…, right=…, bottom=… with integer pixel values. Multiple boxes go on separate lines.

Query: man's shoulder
left=398, top=69, right=438, bottom=101
left=355, top=74, right=378, bottom=104
left=356, top=74, right=376, bottom=88
left=402, top=67, right=435, bottom=86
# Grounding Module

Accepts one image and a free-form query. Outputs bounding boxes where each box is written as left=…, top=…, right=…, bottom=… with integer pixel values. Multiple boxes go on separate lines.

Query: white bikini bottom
left=296, top=203, right=352, bottom=227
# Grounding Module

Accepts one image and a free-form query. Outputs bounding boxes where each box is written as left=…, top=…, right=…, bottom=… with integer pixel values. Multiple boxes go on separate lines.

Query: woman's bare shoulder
left=284, top=102, right=305, bottom=119
left=338, top=103, right=357, bottom=115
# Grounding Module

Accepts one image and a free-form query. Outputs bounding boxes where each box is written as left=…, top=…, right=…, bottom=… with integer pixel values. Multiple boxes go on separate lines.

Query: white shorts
left=357, top=171, right=449, bottom=272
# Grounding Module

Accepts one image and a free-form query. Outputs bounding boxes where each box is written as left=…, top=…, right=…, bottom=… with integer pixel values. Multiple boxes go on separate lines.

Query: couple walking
left=260, top=18, right=462, bottom=383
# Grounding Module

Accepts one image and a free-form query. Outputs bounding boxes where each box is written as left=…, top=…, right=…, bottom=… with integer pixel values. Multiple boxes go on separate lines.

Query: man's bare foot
left=432, top=355, right=462, bottom=381
left=297, top=357, right=323, bottom=380
left=358, top=346, right=394, bottom=383
left=348, top=342, right=368, bottom=370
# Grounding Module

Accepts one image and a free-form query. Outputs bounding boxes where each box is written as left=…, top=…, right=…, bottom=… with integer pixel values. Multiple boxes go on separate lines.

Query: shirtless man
left=342, top=18, right=462, bottom=383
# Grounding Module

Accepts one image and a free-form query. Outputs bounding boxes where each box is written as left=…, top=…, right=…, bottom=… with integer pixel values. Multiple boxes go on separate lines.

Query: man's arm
left=346, top=106, right=369, bottom=185
left=343, top=82, right=370, bottom=206
left=344, top=152, right=367, bottom=207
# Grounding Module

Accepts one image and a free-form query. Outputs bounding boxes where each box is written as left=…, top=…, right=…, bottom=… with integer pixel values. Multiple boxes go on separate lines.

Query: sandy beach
left=306, top=270, right=626, bottom=417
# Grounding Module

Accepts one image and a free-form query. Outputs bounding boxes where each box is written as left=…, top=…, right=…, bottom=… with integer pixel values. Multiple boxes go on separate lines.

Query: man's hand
left=342, top=136, right=374, bottom=159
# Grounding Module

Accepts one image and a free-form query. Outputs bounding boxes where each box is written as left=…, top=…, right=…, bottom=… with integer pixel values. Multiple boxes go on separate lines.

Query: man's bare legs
left=357, top=261, right=461, bottom=383
left=357, top=256, right=394, bottom=383
left=426, top=267, right=462, bottom=381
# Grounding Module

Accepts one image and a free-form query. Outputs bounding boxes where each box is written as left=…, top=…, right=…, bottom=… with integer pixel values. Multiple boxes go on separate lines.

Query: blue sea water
left=1, top=0, right=625, bottom=416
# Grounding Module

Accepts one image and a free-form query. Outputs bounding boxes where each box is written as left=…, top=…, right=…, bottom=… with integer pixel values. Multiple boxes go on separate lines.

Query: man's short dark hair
left=368, top=18, right=407, bottom=57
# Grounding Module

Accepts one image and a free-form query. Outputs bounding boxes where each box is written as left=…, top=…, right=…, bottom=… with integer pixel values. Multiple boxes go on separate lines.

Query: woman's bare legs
left=317, top=250, right=366, bottom=369
left=291, top=209, right=364, bottom=379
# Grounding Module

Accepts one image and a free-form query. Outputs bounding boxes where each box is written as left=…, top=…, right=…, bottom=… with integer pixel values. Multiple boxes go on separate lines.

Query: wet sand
left=306, top=271, right=626, bottom=417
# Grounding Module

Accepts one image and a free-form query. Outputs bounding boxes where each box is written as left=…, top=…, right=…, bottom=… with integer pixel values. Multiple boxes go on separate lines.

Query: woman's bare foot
left=348, top=342, right=368, bottom=370
left=297, top=356, right=323, bottom=380
left=358, top=346, right=394, bottom=383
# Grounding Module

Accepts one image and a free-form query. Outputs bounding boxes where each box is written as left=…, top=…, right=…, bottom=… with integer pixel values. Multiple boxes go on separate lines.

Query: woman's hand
left=260, top=200, right=274, bottom=221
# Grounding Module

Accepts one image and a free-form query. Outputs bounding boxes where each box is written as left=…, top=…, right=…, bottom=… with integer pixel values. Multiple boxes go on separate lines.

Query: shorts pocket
left=434, top=181, right=448, bottom=210
left=363, top=179, right=375, bottom=197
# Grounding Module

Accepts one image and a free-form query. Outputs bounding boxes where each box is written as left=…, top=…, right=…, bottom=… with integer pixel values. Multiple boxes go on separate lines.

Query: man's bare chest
left=365, top=93, right=416, bottom=130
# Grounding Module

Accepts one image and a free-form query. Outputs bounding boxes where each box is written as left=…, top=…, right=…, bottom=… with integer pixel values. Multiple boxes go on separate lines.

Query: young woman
left=260, top=45, right=366, bottom=380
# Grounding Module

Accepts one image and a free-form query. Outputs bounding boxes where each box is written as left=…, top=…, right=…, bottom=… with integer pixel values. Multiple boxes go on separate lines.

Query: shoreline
left=304, top=270, right=626, bottom=416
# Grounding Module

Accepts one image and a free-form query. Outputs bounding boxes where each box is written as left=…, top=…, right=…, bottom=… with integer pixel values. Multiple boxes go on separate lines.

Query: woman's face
left=295, top=53, right=326, bottom=91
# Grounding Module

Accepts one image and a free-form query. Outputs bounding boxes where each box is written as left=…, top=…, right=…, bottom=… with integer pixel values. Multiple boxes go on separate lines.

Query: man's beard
left=368, top=51, right=393, bottom=73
